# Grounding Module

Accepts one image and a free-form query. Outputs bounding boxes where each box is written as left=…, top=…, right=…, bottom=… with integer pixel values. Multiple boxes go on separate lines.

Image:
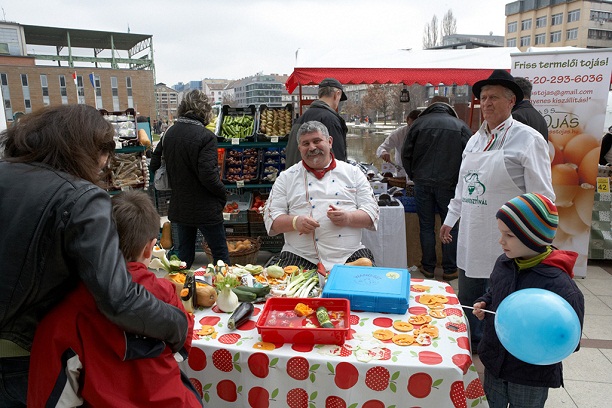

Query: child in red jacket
left=28, top=191, right=201, bottom=407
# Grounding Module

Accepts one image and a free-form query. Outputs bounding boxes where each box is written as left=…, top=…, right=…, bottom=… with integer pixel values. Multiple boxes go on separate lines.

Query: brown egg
left=557, top=204, right=589, bottom=236
left=573, top=185, right=596, bottom=226
left=549, top=128, right=581, bottom=150
left=552, top=163, right=580, bottom=207
left=549, top=141, right=564, bottom=166
left=563, top=133, right=600, bottom=166
left=578, top=147, right=602, bottom=186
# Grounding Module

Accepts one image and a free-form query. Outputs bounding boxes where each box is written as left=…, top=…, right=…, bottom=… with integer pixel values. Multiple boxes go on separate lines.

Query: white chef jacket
left=445, top=116, right=555, bottom=229
left=376, top=125, right=409, bottom=176
left=264, top=160, right=379, bottom=271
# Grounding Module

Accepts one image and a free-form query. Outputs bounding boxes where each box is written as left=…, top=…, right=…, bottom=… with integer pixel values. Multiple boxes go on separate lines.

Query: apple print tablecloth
left=180, top=279, right=488, bottom=408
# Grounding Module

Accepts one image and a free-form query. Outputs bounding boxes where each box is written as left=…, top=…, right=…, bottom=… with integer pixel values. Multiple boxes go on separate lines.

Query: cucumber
left=232, top=287, right=257, bottom=302
left=228, top=302, right=255, bottom=330
left=234, top=285, right=270, bottom=297
left=316, top=306, right=334, bottom=328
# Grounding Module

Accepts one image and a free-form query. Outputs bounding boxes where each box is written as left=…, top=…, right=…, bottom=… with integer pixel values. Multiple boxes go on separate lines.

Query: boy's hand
left=473, top=301, right=487, bottom=320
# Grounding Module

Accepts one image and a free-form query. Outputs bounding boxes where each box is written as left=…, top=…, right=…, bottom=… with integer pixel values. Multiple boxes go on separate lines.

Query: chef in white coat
left=264, top=120, right=379, bottom=272
left=439, top=70, right=555, bottom=351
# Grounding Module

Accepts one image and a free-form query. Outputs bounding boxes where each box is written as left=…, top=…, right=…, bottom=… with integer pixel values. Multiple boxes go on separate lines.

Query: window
left=567, top=9, right=580, bottom=23
left=24, top=99, right=31, bottom=109
left=21, top=74, right=31, bottom=113
left=521, top=19, right=532, bottom=30
left=567, top=28, right=578, bottom=40
left=535, top=33, right=546, bottom=45
left=59, top=75, right=67, bottom=97
left=590, top=10, right=611, bottom=22
left=550, top=31, right=562, bottom=43
left=520, top=35, right=531, bottom=46
left=536, top=16, right=547, bottom=28
left=1, top=73, right=7, bottom=86
left=507, top=38, right=517, bottom=47
left=508, top=21, right=518, bottom=33
left=110, top=76, right=118, bottom=96
left=552, top=13, right=563, bottom=25
left=40, top=75, right=48, bottom=96
left=126, top=77, right=132, bottom=96
left=21, top=74, right=28, bottom=87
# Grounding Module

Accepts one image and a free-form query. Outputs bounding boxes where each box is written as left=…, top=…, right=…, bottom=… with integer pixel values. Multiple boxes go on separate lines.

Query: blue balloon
left=494, top=288, right=581, bottom=365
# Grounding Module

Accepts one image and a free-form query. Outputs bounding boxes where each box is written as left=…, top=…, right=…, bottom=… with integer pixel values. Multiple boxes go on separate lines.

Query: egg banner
left=511, top=48, right=612, bottom=277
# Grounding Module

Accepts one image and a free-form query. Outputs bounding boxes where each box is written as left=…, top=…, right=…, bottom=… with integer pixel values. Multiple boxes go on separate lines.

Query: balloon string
left=461, top=305, right=497, bottom=315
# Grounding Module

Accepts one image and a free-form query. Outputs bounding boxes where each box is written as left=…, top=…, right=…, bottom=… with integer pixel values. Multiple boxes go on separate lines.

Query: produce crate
left=396, top=192, right=416, bottom=213
left=224, top=222, right=250, bottom=237
left=224, top=193, right=252, bottom=224
left=103, top=151, right=147, bottom=192
left=153, top=189, right=172, bottom=217
left=256, top=297, right=350, bottom=345
left=260, top=147, right=286, bottom=184
left=217, top=104, right=257, bottom=142
left=222, top=147, right=260, bottom=184
left=203, top=236, right=261, bottom=265
left=247, top=191, right=269, bottom=223
left=250, top=221, right=284, bottom=252
left=256, top=104, right=293, bottom=142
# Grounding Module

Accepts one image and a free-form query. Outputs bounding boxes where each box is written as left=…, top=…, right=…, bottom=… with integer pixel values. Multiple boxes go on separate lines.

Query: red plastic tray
left=256, top=297, right=350, bottom=345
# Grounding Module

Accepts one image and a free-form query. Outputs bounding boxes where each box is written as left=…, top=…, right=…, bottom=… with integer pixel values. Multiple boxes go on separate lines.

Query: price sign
left=596, top=177, right=610, bottom=193
left=271, top=137, right=279, bottom=143
left=223, top=212, right=231, bottom=221
left=236, top=180, right=245, bottom=188
left=231, top=138, right=240, bottom=145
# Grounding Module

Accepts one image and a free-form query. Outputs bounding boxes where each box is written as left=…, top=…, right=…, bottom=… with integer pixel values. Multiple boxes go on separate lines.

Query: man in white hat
left=439, top=69, right=555, bottom=352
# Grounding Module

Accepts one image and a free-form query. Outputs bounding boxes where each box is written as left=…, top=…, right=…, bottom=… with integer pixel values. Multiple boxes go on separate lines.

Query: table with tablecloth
left=180, top=279, right=487, bottom=408
left=588, top=192, right=612, bottom=260
left=362, top=204, right=407, bottom=269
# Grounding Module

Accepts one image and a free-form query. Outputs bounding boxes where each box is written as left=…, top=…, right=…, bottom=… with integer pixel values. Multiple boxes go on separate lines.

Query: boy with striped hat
left=472, top=193, right=584, bottom=408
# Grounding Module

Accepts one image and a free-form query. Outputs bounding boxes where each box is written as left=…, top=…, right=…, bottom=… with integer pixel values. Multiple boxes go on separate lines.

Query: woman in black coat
left=150, top=90, right=230, bottom=268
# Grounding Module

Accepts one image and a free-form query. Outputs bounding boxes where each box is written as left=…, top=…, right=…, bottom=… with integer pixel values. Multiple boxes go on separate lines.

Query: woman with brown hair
left=0, top=104, right=188, bottom=407
left=150, top=90, right=230, bottom=268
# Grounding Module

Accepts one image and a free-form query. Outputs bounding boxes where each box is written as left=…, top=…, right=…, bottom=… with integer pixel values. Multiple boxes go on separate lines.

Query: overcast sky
left=2, top=0, right=508, bottom=86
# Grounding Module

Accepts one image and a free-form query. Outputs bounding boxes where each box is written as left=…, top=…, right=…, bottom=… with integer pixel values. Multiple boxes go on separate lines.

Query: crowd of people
left=0, top=71, right=593, bottom=407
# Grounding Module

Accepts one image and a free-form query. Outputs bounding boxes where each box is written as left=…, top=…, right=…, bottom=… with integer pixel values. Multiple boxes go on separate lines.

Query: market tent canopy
left=285, top=47, right=521, bottom=93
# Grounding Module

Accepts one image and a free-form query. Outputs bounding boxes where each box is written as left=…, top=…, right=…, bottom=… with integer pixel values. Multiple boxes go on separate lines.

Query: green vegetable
left=234, top=285, right=270, bottom=297
left=228, top=302, right=255, bottom=330
left=316, top=307, right=334, bottom=328
left=232, top=287, right=257, bottom=302
left=266, top=264, right=285, bottom=279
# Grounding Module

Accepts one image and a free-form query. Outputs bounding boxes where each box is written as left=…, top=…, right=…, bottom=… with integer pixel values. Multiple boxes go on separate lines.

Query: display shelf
left=218, top=141, right=287, bottom=148
left=116, top=146, right=147, bottom=153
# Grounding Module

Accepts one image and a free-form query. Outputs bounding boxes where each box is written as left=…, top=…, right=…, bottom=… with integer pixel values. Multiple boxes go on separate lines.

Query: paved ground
left=192, top=252, right=612, bottom=408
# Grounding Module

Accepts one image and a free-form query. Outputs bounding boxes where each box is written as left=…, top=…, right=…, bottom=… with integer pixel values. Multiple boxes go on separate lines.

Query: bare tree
left=441, top=9, right=457, bottom=38
left=362, top=85, right=400, bottom=125
left=422, top=15, right=439, bottom=49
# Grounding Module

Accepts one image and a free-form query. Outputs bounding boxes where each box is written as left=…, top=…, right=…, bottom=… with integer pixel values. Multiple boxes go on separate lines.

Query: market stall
left=179, top=278, right=485, bottom=408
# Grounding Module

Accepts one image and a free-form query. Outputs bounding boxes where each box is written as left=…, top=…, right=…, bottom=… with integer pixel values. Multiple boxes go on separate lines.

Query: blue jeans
left=484, top=370, right=549, bottom=408
left=458, top=268, right=488, bottom=351
left=175, top=222, right=230, bottom=268
left=414, top=184, right=458, bottom=274
left=0, top=357, right=29, bottom=407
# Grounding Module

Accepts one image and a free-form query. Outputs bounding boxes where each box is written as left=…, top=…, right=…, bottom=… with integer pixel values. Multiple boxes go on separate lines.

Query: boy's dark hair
left=112, top=190, right=160, bottom=262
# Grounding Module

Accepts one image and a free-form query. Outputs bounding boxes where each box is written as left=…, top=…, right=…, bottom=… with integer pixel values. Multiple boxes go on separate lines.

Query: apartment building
left=0, top=22, right=155, bottom=127
left=154, top=83, right=179, bottom=122
left=505, top=0, right=612, bottom=50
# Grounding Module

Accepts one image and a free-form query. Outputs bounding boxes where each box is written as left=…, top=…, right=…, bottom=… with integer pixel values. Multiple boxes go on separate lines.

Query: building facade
left=0, top=22, right=155, bottom=127
left=505, top=0, right=612, bottom=50
left=154, top=83, right=179, bottom=122
left=233, top=73, right=283, bottom=107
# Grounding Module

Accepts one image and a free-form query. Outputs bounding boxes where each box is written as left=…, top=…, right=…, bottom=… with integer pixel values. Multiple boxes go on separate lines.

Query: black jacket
left=0, top=162, right=188, bottom=352
left=285, top=100, right=348, bottom=167
left=512, top=100, right=549, bottom=141
left=402, top=103, right=472, bottom=189
left=476, top=250, right=584, bottom=388
left=150, top=116, right=226, bottom=226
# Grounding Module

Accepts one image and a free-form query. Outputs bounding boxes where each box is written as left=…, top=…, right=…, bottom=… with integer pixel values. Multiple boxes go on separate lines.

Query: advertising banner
left=511, top=48, right=612, bottom=277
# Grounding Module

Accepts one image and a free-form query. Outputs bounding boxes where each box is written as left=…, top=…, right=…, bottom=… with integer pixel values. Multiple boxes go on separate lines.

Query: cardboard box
left=322, top=265, right=411, bottom=314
